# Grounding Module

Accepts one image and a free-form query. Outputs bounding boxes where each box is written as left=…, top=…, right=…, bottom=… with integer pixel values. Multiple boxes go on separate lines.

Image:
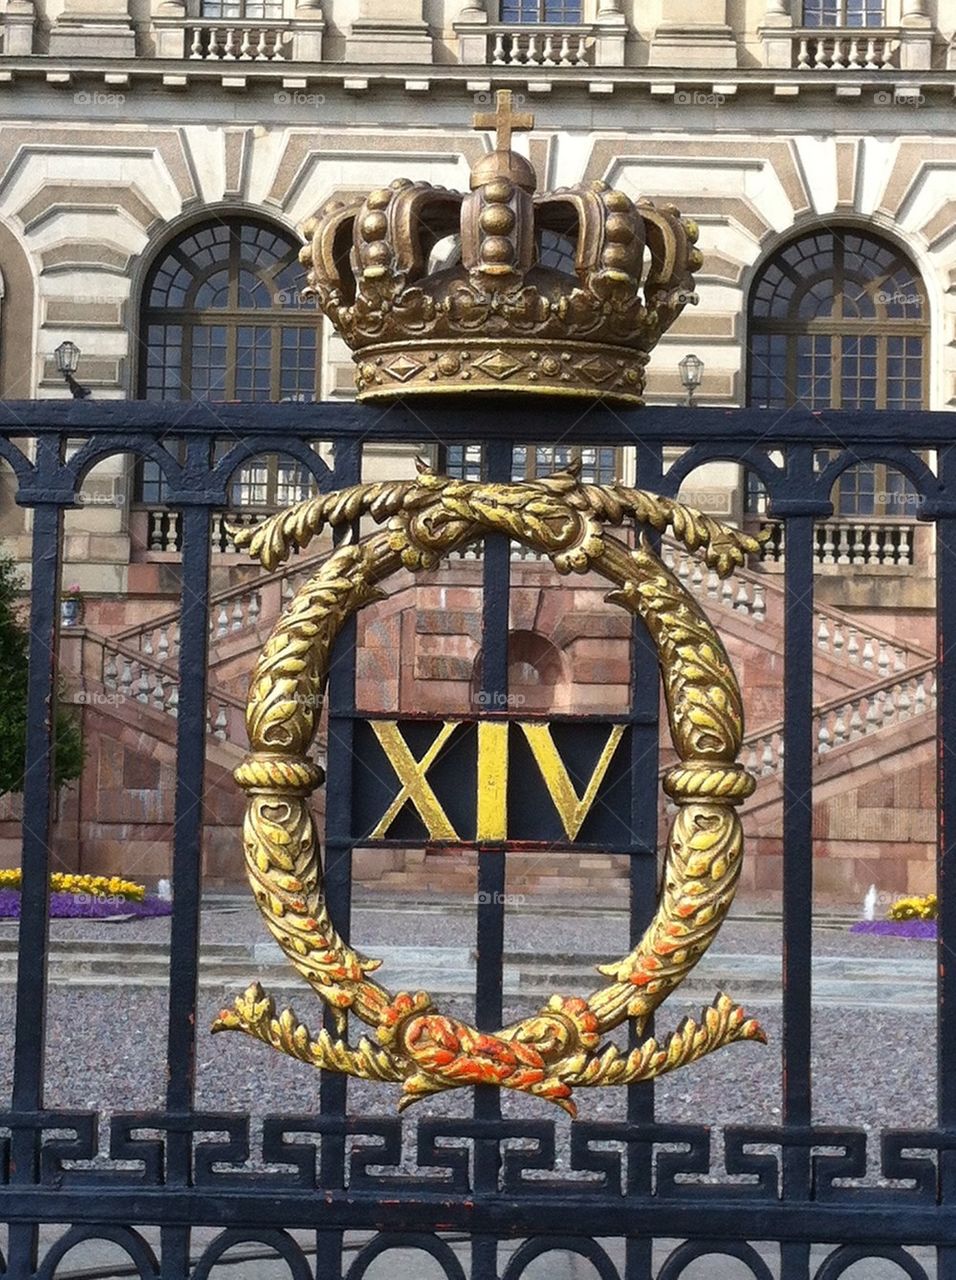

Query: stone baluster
left=761, top=740, right=776, bottom=775
left=136, top=665, right=150, bottom=704
left=878, top=643, right=890, bottom=679
left=817, top=619, right=830, bottom=650
left=897, top=680, right=912, bottom=720
left=104, top=650, right=118, bottom=686
left=867, top=527, right=881, bottom=566
left=706, top=568, right=720, bottom=600
left=157, top=627, right=170, bottom=660
left=169, top=686, right=179, bottom=718
left=899, top=525, right=912, bottom=565
left=836, top=524, right=850, bottom=564
left=831, top=622, right=844, bottom=656
left=142, top=631, right=153, bottom=657
left=213, top=705, right=228, bottom=741
left=818, top=714, right=831, bottom=754
left=231, top=600, right=243, bottom=631
left=848, top=701, right=864, bottom=740
left=851, top=525, right=866, bottom=564
left=862, top=637, right=875, bottom=670
left=753, top=584, right=767, bottom=622
left=821, top=524, right=836, bottom=565
left=847, top=628, right=860, bottom=664
left=734, top=582, right=749, bottom=612
left=216, top=604, right=229, bottom=636
left=152, top=673, right=166, bottom=711
left=492, top=32, right=506, bottom=62
left=894, top=647, right=906, bottom=673
left=119, top=658, right=133, bottom=700
left=881, top=689, right=896, bottom=725
left=865, top=696, right=882, bottom=732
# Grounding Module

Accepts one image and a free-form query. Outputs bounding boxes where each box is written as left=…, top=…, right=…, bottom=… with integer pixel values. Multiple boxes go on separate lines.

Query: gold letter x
left=369, top=721, right=460, bottom=840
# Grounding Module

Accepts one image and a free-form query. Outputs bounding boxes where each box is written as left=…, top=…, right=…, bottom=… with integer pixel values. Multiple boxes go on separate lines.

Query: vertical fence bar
left=471, top=436, right=512, bottom=1280
left=316, top=438, right=363, bottom=1280
left=625, top=438, right=663, bottom=1280
left=936, top=446, right=956, bottom=1280
left=161, top=443, right=214, bottom=1280
left=777, top=445, right=825, bottom=1233
left=8, top=448, right=65, bottom=1278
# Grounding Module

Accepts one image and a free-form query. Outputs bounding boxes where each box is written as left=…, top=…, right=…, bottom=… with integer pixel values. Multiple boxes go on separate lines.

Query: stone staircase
left=71, top=536, right=937, bottom=896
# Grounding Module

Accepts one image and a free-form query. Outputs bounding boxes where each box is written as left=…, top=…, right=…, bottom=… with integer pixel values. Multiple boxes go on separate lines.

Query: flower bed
left=0, top=871, right=171, bottom=919
left=851, top=919, right=937, bottom=941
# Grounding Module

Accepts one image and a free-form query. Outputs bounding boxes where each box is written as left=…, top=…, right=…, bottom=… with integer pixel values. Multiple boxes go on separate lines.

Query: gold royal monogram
left=214, top=464, right=768, bottom=1115
left=367, top=720, right=626, bottom=843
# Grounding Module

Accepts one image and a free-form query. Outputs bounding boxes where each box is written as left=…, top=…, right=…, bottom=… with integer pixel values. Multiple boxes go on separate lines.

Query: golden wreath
left=213, top=463, right=766, bottom=1115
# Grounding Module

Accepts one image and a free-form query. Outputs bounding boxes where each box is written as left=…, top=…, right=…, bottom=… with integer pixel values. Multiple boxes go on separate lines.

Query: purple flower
left=0, top=890, right=172, bottom=920
left=851, top=919, right=937, bottom=940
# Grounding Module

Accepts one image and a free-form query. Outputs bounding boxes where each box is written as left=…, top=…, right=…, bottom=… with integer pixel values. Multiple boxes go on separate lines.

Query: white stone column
left=900, top=0, right=932, bottom=69
left=648, top=0, right=737, bottom=68
left=290, top=0, right=324, bottom=61
left=594, top=0, right=626, bottom=67
left=454, top=1, right=488, bottom=66
left=758, top=0, right=793, bottom=69
left=2, top=0, right=35, bottom=53
left=347, top=0, right=432, bottom=64
left=49, top=0, right=135, bottom=54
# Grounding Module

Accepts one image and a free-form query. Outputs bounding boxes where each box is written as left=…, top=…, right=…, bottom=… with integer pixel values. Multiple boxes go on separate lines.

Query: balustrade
left=757, top=518, right=915, bottom=568
left=793, top=30, right=900, bottom=69
left=185, top=21, right=290, bottom=60
left=488, top=26, right=592, bottom=66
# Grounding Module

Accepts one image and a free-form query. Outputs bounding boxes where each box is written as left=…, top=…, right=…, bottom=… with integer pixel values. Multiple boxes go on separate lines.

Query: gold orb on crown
left=299, top=91, right=701, bottom=404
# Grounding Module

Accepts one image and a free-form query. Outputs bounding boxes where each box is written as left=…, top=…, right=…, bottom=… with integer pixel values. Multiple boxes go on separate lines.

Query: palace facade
left=0, top=0, right=949, bottom=901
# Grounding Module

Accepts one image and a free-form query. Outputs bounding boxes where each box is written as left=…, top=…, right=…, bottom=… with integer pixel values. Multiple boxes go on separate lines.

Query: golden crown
left=299, top=91, right=701, bottom=404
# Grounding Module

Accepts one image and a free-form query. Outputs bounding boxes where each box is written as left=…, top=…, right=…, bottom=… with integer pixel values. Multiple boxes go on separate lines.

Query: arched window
left=746, top=226, right=927, bottom=525
left=137, top=216, right=319, bottom=510
left=748, top=226, right=927, bottom=414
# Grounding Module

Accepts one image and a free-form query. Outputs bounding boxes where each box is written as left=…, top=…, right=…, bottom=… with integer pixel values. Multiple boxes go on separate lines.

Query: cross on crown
left=473, top=89, right=535, bottom=153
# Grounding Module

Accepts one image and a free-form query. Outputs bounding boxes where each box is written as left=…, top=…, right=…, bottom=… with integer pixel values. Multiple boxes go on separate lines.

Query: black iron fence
left=0, top=399, right=951, bottom=1279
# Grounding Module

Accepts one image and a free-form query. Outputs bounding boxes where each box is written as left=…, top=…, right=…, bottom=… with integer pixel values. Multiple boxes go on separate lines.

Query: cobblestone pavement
left=0, top=898, right=938, bottom=1277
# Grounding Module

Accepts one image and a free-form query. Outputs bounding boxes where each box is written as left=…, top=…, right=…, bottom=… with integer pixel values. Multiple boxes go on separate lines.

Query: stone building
left=0, top=0, right=948, bottom=900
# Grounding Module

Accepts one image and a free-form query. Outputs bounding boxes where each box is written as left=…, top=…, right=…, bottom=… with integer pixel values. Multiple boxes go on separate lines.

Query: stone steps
left=0, top=938, right=934, bottom=1008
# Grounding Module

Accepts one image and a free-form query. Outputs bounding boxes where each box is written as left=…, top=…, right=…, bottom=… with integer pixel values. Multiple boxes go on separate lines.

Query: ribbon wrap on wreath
left=213, top=464, right=766, bottom=1116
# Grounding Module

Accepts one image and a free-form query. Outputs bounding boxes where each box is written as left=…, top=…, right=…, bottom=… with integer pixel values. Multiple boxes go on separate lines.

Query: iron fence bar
left=936, top=446, right=956, bottom=1280
left=3, top=401, right=956, bottom=448
left=625, top=438, right=663, bottom=1280
left=318, top=438, right=363, bottom=1280
left=778, top=445, right=829, bottom=1205
left=164, top=476, right=214, bottom=1181
left=8, top=459, right=64, bottom=1280
left=472, top=437, right=513, bottom=1280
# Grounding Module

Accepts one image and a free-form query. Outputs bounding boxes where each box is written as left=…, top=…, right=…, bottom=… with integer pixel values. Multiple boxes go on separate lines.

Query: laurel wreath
left=213, top=465, right=766, bottom=1115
